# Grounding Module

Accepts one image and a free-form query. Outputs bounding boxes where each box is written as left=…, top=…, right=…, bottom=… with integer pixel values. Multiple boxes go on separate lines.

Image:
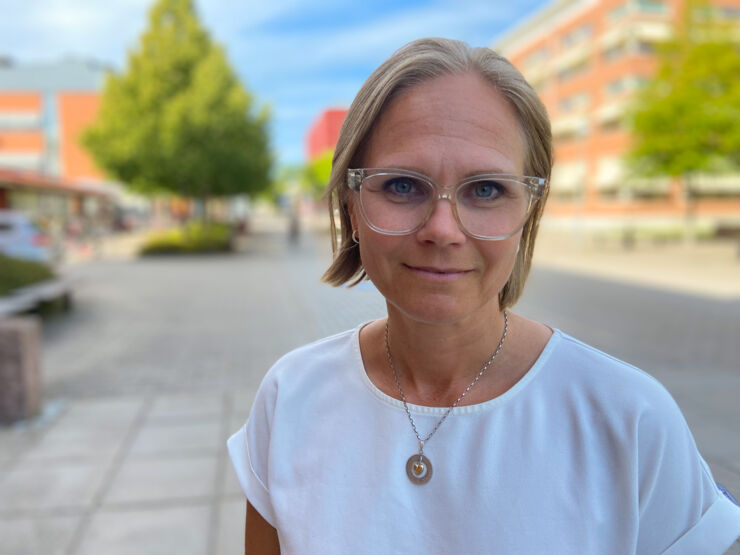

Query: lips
left=407, top=265, right=469, bottom=274
left=404, top=264, right=472, bottom=281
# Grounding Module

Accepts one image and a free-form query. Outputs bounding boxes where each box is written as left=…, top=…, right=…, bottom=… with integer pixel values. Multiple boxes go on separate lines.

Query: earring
left=352, top=230, right=360, bottom=244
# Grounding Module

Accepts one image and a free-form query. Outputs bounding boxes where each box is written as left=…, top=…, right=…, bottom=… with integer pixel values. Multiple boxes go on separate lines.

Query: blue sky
left=0, top=0, right=548, bottom=167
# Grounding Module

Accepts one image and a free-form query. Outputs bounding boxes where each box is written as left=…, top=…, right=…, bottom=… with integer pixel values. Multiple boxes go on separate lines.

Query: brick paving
left=0, top=220, right=738, bottom=554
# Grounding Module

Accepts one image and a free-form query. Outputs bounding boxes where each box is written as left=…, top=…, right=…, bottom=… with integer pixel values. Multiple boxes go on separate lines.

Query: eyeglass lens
left=359, top=172, right=533, bottom=238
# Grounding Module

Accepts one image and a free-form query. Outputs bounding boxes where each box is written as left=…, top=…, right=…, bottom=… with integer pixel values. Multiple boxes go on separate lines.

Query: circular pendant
left=405, top=454, right=433, bottom=485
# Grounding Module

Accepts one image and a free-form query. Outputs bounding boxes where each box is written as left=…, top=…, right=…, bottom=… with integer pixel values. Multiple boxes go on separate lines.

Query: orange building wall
left=0, top=131, right=44, bottom=151
left=57, top=92, right=103, bottom=180
left=0, top=92, right=44, bottom=157
left=0, top=92, right=41, bottom=112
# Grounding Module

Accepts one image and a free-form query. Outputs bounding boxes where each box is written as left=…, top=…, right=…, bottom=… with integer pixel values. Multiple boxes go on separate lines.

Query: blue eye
left=473, top=181, right=502, bottom=199
left=386, top=178, right=416, bottom=195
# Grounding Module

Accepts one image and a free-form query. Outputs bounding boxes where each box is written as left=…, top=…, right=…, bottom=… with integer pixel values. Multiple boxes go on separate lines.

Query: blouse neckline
left=351, top=322, right=562, bottom=416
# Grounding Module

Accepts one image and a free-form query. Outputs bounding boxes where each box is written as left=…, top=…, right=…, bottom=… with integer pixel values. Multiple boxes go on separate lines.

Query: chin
left=387, top=292, right=496, bottom=327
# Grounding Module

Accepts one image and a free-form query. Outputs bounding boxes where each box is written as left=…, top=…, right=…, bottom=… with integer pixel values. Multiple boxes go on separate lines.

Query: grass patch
left=0, top=254, right=55, bottom=297
left=139, top=221, right=233, bottom=255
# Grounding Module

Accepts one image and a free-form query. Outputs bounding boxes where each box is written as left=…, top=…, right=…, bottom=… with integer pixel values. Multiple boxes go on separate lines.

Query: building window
left=634, top=0, right=667, bottom=14
left=603, top=41, right=628, bottom=62
left=0, top=111, right=41, bottom=130
left=559, top=92, right=591, bottom=113
left=608, top=3, right=628, bottom=22
left=604, top=78, right=627, bottom=97
left=604, top=76, right=646, bottom=97
left=557, top=60, right=590, bottom=82
left=600, top=119, right=623, bottom=132
left=562, top=24, right=593, bottom=49
left=524, top=47, right=550, bottom=69
left=635, top=40, right=656, bottom=54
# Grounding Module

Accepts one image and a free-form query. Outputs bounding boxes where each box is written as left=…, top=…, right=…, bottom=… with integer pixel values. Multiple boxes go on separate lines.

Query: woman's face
left=350, top=71, right=526, bottom=326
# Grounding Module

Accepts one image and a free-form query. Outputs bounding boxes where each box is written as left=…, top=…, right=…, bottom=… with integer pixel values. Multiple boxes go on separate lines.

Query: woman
left=228, top=38, right=740, bottom=554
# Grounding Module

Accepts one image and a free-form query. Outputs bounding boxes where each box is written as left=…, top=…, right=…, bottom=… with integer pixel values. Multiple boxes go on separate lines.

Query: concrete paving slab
left=229, top=411, right=249, bottom=435
left=146, top=392, right=224, bottom=423
left=0, top=459, right=109, bottom=512
left=103, top=454, right=218, bottom=505
left=230, top=389, right=258, bottom=413
left=214, top=499, right=245, bottom=555
left=58, top=397, right=143, bottom=428
left=0, top=400, right=67, bottom=467
left=75, top=504, right=210, bottom=555
left=0, top=515, right=79, bottom=555
left=128, top=419, right=222, bottom=457
left=21, top=423, right=124, bottom=461
left=0, top=429, right=40, bottom=466
left=221, top=455, right=245, bottom=497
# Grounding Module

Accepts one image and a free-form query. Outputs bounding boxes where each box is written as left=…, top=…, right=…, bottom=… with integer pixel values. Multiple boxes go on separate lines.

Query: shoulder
left=250, top=325, right=365, bottom=411
left=545, top=330, right=678, bottom=411
left=267, top=326, right=360, bottom=381
left=532, top=330, right=694, bottom=453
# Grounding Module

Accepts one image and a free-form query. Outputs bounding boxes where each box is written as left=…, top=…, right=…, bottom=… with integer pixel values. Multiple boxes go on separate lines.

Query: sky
left=0, top=0, right=549, bottom=167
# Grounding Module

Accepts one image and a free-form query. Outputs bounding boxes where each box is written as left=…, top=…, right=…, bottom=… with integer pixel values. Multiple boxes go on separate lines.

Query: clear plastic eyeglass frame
left=347, top=168, right=548, bottom=241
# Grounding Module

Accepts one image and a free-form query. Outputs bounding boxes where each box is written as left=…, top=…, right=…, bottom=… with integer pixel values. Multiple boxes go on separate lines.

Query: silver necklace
left=385, top=311, right=508, bottom=485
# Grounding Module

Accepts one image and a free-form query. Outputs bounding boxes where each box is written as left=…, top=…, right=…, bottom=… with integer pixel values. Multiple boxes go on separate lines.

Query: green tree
left=84, top=0, right=271, bottom=204
left=626, top=0, right=740, bottom=189
left=304, top=149, right=333, bottom=198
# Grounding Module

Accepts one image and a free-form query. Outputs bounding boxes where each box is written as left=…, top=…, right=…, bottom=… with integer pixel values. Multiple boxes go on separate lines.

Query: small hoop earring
left=352, top=230, right=360, bottom=244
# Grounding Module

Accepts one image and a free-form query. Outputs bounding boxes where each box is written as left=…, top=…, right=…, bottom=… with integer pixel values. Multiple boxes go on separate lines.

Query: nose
left=415, top=195, right=467, bottom=245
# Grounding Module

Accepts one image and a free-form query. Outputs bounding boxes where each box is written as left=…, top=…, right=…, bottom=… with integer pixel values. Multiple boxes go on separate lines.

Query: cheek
left=357, top=232, right=404, bottom=278
left=481, top=237, right=520, bottom=281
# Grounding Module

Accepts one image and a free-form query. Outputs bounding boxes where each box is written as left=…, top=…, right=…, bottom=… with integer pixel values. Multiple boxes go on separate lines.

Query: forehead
left=361, top=72, right=525, bottom=175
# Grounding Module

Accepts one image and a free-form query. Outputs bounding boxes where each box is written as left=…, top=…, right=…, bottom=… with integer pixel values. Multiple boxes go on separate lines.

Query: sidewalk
left=532, top=228, right=740, bottom=300
left=0, top=393, right=251, bottom=555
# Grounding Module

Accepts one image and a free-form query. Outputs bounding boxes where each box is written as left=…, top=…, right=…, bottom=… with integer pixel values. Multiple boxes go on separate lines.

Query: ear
left=346, top=196, right=358, bottom=234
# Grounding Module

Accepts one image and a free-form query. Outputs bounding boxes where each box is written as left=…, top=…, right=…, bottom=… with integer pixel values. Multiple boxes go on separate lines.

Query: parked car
left=0, top=210, right=53, bottom=264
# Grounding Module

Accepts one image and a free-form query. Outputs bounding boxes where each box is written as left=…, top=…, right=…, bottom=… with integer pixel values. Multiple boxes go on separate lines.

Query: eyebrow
left=387, top=166, right=517, bottom=177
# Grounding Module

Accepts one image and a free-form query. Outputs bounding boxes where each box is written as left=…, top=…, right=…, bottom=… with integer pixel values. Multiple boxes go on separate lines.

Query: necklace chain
left=385, top=311, right=509, bottom=452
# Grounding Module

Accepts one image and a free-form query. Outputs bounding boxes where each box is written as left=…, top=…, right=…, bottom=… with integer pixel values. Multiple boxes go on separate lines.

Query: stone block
left=0, top=317, right=42, bottom=424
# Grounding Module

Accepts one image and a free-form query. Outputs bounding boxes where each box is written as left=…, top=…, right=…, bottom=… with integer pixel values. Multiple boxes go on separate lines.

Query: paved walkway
left=0, top=216, right=738, bottom=554
left=533, top=225, right=740, bottom=300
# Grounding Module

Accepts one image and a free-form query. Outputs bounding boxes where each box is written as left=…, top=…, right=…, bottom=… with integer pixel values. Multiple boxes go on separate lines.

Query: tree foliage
left=303, top=149, right=333, bottom=198
left=627, top=0, right=740, bottom=179
left=84, top=0, right=271, bottom=199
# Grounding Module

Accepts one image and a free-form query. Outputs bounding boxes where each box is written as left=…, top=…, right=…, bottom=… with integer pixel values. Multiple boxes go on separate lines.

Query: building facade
left=306, top=108, right=347, bottom=160
left=495, top=0, right=740, bottom=226
left=0, top=58, right=115, bottom=228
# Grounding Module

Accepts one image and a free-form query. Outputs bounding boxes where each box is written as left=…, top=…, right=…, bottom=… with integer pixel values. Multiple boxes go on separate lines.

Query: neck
left=384, top=302, right=508, bottom=406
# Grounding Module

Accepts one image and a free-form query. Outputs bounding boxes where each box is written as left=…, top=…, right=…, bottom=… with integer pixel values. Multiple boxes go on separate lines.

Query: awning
left=0, top=168, right=115, bottom=198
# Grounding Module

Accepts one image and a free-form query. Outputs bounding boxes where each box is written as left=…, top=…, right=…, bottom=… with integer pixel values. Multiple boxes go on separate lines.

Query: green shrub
left=0, top=254, right=55, bottom=296
left=139, top=221, right=233, bottom=255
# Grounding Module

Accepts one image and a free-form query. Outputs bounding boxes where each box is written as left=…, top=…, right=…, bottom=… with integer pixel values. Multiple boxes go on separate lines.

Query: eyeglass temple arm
left=347, top=169, right=364, bottom=191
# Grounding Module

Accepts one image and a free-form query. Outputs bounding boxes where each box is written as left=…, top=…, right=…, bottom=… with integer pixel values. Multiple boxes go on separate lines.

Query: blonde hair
left=322, top=37, right=552, bottom=309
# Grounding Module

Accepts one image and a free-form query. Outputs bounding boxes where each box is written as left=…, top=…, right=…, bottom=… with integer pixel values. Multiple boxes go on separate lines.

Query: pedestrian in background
left=229, top=38, right=740, bottom=554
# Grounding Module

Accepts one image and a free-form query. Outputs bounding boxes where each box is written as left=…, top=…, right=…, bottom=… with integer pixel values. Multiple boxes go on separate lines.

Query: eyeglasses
left=347, top=168, right=548, bottom=240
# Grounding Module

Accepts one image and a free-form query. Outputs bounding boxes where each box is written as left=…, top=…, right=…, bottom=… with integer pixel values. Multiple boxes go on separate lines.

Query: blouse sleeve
left=634, top=383, right=740, bottom=554
left=227, top=373, right=278, bottom=528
